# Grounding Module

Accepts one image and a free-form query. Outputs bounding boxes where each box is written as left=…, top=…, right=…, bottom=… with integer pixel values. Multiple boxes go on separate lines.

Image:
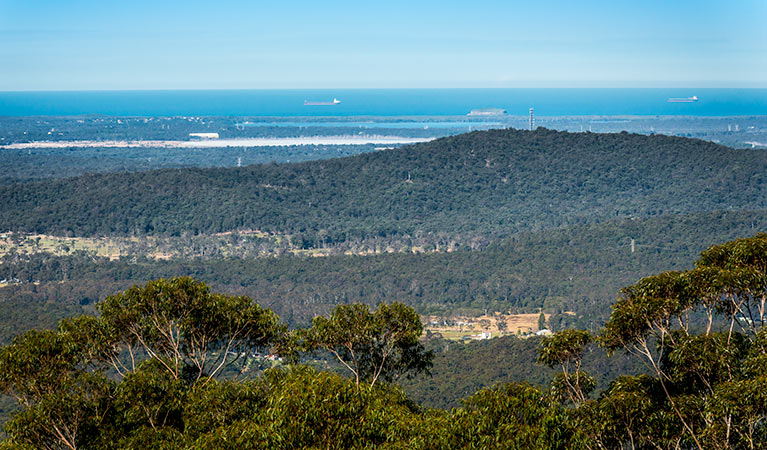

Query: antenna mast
left=529, top=108, right=534, bottom=131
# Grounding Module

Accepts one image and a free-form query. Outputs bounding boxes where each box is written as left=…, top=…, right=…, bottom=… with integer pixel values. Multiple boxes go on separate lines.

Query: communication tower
left=529, top=108, right=534, bottom=131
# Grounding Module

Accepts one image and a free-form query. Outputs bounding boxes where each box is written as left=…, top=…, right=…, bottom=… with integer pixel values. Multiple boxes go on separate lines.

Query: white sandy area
left=1, top=136, right=436, bottom=149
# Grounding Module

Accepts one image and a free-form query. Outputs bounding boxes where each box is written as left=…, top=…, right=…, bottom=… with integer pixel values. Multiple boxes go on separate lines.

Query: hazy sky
left=0, top=0, right=765, bottom=90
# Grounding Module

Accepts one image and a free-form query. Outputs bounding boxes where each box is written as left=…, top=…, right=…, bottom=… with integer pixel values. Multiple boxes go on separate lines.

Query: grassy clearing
left=423, top=313, right=561, bottom=341
left=0, top=233, right=118, bottom=258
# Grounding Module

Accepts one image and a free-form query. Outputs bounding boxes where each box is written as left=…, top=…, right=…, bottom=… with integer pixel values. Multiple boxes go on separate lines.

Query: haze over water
left=1, top=89, right=765, bottom=117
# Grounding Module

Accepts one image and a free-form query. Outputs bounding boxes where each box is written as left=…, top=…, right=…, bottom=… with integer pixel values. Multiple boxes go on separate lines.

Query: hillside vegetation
left=2, top=210, right=766, bottom=344
left=399, top=334, right=646, bottom=409
left=0, top=233, right=765, bottom=449
left=0, top=144, right=380, bottom=184
left=2, top=128, right=766, bottom=240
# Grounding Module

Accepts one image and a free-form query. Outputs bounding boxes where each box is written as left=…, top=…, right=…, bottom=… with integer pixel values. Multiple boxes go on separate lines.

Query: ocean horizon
left=1, top=88, right=766, bottom=117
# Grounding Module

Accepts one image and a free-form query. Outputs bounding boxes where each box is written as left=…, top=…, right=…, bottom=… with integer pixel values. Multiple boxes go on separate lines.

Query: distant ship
left=304, top=98, right=341, bottom=106
left=667, top=96, right=698, bottom=103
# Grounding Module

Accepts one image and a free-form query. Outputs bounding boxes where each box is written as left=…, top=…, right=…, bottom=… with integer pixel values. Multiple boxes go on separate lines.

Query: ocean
left=0, top=89, right=765, bottom=117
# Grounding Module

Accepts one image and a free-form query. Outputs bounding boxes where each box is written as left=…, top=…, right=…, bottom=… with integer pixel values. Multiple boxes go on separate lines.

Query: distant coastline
left=0, top=136, right=436, bottom=149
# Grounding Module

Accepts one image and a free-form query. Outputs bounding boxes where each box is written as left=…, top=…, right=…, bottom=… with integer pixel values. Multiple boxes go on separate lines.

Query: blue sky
left=0, top=0, right=765, bottom=90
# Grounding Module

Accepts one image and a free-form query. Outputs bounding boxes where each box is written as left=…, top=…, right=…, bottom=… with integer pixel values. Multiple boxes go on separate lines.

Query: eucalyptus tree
left=0, top=277, right=285, bottom=449
left=299, top=302, right=432, bottom=387
left=538, top=329, right=595, bottom=406
left=599, top=233, right=767, bottom=450
left=0, top=327, right=113, bottom=450
left=96, top=277, right=285, bottom=383
left=447, top=382, right=577, bottom=450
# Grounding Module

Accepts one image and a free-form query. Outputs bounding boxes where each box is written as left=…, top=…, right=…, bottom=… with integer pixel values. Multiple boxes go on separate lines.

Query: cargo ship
left=667, top=96, right=698, bottom=103
left=304, top=98, right=341, bottom=106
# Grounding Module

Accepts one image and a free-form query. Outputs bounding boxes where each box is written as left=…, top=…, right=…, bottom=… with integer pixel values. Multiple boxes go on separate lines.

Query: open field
left=0, top=232, right=126, bottom=259
left=423, top=313, right=559, bottom=341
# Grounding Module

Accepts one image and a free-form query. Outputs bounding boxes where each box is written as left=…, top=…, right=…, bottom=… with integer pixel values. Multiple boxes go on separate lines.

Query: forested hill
left=2, top=128, right=766, bottom=238
left=3, top=210, right=766, bottom=343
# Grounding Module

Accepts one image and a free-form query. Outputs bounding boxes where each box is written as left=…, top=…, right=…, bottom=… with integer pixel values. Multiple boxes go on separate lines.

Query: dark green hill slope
left=399, top=335, right=645, bottom=409
left=2, top=128, right=766, bottom=238
left=2, top=210, right=766, bottom=343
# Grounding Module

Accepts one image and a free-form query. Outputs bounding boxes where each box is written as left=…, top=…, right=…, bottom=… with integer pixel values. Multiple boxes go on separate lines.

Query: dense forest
left=3, top=128, right=767, bottom=240
left=399, top=334, right=647, bottom=410
left=3, top=211, right=767, bottom=344
left=0, top=234, right=764, bottom=449
left=0, top=144, right=382, bottom=184
left=1, top=128, right=766, bottom=447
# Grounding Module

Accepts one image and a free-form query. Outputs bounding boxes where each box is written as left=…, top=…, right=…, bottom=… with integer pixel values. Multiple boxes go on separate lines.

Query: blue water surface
left=0, top=89, right=765, bottom=117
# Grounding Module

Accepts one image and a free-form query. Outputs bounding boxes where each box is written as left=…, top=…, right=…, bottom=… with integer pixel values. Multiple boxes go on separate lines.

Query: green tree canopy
left=299, top=302, right=432, bottom=387
left=596, top=233, right=767, bottom=449
left=96, top=277, right=285, bottom=382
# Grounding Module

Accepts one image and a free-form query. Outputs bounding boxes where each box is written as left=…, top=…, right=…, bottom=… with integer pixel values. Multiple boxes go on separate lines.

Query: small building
left=535, top=329, right=553, bottom=336
left=467, top=108, right=507, bottom=116
left=473, top=331, right=492, bottom=340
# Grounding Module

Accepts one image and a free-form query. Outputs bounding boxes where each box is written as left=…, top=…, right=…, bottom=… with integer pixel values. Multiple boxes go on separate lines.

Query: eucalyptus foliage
left=0, top=234, right=766, bottom=449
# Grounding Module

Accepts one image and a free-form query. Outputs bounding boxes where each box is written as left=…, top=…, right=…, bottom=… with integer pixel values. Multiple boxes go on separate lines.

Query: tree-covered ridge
left=589, top=233, right=767, bottom=449
left=2, top=210, right=766, bottom=343
left=0, top=233, right=765, bottom=449
left=2, top=128, right=766, bottom=239
left=399, top=334, right=646, bottom=410
left=0, top=144, right=382, bottom=185
left=0, top=278, right=433, bottom=449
